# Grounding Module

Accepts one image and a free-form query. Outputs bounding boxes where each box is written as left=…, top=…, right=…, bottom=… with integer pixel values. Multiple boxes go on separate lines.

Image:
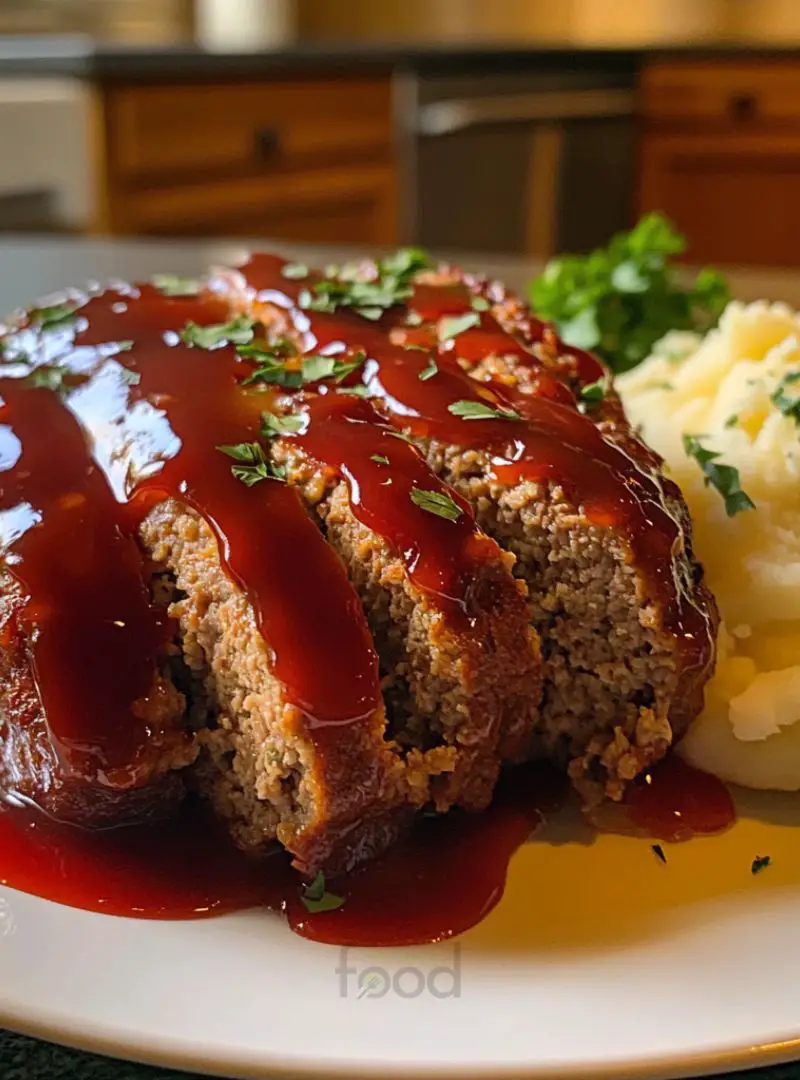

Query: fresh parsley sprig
left=682, top=434, right=755, bottom=517
left=152, top=274, right=202, bottom=297
left=771, top=370, right=800, bottom=425
left=300, top=872, right=345, bottom=914
left=530, top=213, right=730, bottom=373
left=28, top=302, right=79, bottom=331
left=181, top=315, right=255, bottom=350
left=578, top=378, right=609, bottom=408
left=438, top=312, right=480, bottom=342
left=448, top=399, right=521, bottom=422
left=410, top=487, right=463, bottom=522
left=299, top=247, right=431, bottom=321
left=261, top=412, right=305, bottom=438
left=217, top=442, right=285, bottom=486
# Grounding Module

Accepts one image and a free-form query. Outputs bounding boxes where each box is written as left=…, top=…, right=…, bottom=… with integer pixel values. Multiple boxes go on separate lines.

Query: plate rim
left=3, top=1002, right=800, bottom=1080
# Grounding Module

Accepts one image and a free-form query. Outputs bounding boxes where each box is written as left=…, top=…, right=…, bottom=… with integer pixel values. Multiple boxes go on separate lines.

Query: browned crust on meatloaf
left=138, top=499, right=415, bottom=875
left=0, top=569, right=193, bottom=827
left=270, top=437, right=542, bottom=813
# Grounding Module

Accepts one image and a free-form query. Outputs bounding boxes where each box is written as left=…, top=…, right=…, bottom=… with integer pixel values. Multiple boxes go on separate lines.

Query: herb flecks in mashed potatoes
left=618, top=300, right=800, bottom=791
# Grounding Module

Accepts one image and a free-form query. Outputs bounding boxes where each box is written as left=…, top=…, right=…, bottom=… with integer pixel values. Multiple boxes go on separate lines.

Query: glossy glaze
left=236, top=254, right=715, bottom=680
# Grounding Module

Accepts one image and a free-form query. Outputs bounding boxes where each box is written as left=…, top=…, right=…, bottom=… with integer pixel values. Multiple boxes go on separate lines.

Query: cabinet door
left=639, top=131, right=800, bottom=267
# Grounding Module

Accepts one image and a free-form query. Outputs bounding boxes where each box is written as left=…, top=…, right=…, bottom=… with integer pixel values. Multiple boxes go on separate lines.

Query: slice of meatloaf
left=221, top=252, right=718, bottom=807
left=266, top=390, right=541, bottom=812
left=138, top=499, right=408, bottom=876
left=0, top=377, right=193, bottom=828
left=48, top=284, right=411, bottom=875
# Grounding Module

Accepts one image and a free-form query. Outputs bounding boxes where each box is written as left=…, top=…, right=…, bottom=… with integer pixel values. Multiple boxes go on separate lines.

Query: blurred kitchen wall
left=297, top=0, right=727, bottom=44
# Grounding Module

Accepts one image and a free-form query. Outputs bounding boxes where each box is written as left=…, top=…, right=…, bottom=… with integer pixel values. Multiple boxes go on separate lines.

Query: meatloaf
left=220, top=251, right=719, bottom=807
left=0, top=278, right=542, bottom=874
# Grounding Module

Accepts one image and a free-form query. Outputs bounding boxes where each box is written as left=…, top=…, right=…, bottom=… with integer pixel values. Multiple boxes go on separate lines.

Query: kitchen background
left=1, top=0, right=800, bottom=266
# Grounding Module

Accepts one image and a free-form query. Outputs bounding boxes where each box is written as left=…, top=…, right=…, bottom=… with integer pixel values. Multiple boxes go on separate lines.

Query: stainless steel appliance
left=398, top=66, right=636, bottom=257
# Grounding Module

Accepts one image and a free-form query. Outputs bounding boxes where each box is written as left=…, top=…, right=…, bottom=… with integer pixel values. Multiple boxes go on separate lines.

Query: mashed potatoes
left=618, top=300, right=800, bottom=789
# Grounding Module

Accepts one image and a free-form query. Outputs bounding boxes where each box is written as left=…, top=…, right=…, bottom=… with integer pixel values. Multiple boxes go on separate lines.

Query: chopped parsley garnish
left=448, top=399, right=521, bottom=422
left=217, top=442, right=284, bottom=486
left=261, top=412, right=305, bottom=438
left=410, top=487, right=463, bottom=522
left=301, top=355, right=337, bottom=383
left=337, top=384, right=371, bottom=397
left=29, top=302, right=78, bottom=330
left=238, top=342, right=303, bottom=388
left=579, top=378, right=609, bottom=407
left=724, top=413, right=739, bottom=429
left=119, top=367, right=141, bottom=386
left=331, top=351, right=367, bottom=382
left=301, top=871, right=345, bottom=914
left=651, top=844, right=667, bottom=865
left=471, top=295, right=490, bottom=312
left=388, top=429, right=416, bottom=444
left=299, top=247, right=431, bottom=321
left=771, top=370, right=800, bottom=425
left=25, top=365, right=69, bottom=391
left=181, top=315, right=255, bottom=350
left=751, top=855, right=771, bottom=875
left=419, top=358, right=438, bottom=381
left=438, top=312, right=480, bottom=342
left=682, top=434, right=755, bottom=517
left=152, top=274, right=201, bottom=297
left=370, top=454, right=390, bottom=465
left=281, top=262, right=309, bottom=280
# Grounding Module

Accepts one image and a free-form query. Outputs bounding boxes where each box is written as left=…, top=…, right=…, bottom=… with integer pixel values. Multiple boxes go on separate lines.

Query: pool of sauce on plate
left=0, top=758, right=733, bottom=945
left=0, top=764, right=565, bottom=945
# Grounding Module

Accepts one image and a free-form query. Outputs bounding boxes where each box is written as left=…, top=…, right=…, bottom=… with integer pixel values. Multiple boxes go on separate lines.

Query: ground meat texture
left=270, top=437, right=542, bottom=813
left=138, top=500, right=412, bottom=876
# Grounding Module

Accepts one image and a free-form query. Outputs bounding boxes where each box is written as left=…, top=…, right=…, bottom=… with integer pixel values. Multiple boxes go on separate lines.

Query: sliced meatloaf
left=222, top=252, right=719, bottom=807
left=0, top=376, right=193, bottom=828
left=267, top=390, right=541, bottom=812
left=0, top=279, right=542, bottom=875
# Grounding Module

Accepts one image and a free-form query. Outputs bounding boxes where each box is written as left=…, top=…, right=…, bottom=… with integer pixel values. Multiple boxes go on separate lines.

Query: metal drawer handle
left=417, top=89, right=635, bottom=137
left=254, top=125, right=281, bottom=159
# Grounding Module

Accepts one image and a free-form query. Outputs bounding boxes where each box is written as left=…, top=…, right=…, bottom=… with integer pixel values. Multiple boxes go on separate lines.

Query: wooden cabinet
left=639, top=60, right=800, bottom=267
left=92, top=74, right=398, bottom=245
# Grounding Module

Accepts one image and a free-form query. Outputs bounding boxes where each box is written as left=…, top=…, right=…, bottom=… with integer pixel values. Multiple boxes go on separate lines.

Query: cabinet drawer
left=642, top=60, right=800, bottom=129
left=105, top=76, right=394, bottom=183
left=109, top=161, right=398, bottom=245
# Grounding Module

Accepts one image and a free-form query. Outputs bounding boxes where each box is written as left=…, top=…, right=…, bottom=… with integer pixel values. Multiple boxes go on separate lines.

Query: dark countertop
left=0, top=33, right=643, bottom=80
left=1, top=236, right=800, bottom=316
left=4, top=31, right=800, bottom=81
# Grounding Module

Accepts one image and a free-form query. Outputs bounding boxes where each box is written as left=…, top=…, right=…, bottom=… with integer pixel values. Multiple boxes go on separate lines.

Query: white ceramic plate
left=2, top=787, right=800, bottom=1080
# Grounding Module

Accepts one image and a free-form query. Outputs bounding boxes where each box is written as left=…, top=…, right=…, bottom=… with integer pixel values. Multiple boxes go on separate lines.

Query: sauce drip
left=590, top=756, right=736, bottom=842
left=628, top=755, right=736, bottom=841
left=291, top=392, right=496, bottom=612
left=237, top=254, right=715, bottom=678
left=0, top=759, right=734, bottom=943
left=0, top=764, right=566, bottom=945
left=0, top=380, right=169, bottom=786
